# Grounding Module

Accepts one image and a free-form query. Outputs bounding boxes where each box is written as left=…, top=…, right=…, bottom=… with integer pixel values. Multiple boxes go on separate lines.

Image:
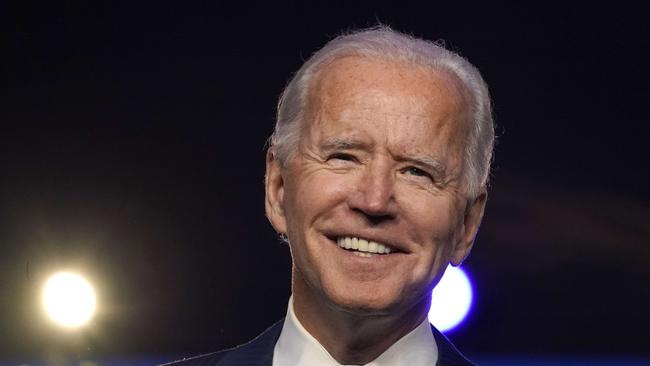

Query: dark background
left=2, top=2, right=648, bottom=364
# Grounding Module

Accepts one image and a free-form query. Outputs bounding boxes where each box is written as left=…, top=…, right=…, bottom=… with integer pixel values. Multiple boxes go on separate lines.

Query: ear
left=450, top=190, right=487, bottom=266
left=265, top=149, right=288, bottom=234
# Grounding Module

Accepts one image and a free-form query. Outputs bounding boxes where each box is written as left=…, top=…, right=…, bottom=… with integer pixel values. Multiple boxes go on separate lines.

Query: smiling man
left=167, top=26, right=493, bottom=366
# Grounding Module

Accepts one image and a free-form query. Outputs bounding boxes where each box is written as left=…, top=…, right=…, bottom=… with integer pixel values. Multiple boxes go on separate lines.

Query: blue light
left=428, top=265, right=474, bottom=333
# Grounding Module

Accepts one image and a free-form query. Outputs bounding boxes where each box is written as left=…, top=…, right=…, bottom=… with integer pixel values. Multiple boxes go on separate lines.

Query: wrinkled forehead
left=303, top=56, right=471, bottom=144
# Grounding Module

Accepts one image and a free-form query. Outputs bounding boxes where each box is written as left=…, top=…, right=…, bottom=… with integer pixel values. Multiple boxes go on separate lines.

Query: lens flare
left=42, top=271, right=96, bottom=328
left=428, top=265, right=473, bottom=332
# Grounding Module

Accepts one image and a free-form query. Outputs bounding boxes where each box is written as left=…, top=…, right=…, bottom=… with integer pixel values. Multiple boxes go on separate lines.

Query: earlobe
left=265, top=149, right=288, bottom=234
left=450, top=191, right=487, bottom=266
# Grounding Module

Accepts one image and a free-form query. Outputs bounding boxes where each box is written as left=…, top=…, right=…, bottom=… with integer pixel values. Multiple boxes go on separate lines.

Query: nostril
left=353, top=208, right=394, bottom=225
left=367, top=215, right=392, bottom=225
left=347, top=180, right=397, bottom=221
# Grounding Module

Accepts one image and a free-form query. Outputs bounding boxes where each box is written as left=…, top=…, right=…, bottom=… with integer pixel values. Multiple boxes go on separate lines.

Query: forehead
left=304, top=56, right=470, bottom=151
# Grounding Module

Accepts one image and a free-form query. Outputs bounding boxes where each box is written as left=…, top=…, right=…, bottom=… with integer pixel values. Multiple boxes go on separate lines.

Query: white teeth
left=336, top=236, right=394, bottom=255
left=354, top=252, right=372, bottom=257
left=358, top=239, right=368, bottom=252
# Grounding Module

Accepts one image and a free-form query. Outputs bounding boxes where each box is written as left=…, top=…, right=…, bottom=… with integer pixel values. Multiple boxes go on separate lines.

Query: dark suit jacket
left=163, top=319, right=476, bottom=366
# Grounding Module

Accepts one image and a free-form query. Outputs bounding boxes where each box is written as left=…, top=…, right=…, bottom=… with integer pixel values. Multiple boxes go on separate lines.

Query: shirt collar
left=273, top=296, right=438, bottom=366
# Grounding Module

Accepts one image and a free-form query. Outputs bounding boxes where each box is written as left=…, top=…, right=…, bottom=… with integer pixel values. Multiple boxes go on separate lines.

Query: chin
left=324, top=285, right=405, bottom=316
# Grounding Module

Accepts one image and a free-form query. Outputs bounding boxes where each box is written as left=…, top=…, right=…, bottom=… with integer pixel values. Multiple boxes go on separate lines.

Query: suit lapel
left=216, top=319, right=283, bottom=366
left=430, top=325, right=476, bottom=366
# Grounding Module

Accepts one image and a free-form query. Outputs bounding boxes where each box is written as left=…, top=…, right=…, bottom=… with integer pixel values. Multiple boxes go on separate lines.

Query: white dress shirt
left=273, top=296, right=438, bottom=366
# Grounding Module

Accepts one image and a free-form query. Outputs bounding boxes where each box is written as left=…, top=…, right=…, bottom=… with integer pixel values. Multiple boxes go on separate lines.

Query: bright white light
left=428, top=265, right=473, bottom=333
left=42, top=272, right=96, bottom=328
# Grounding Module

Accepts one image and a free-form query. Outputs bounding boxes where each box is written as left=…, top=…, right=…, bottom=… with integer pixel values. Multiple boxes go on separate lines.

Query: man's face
left=266, top=56, right=486, bottom=317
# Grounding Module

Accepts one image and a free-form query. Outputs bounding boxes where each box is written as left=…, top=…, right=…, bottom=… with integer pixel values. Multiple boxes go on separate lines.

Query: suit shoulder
left=160, top=320, right=284, bottom=366
left=160, top=349, right=231, bottom=366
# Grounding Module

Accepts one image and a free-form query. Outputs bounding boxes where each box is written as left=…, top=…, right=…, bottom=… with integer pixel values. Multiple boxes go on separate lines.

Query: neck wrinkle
left=292, top=275, right=430, bottom=365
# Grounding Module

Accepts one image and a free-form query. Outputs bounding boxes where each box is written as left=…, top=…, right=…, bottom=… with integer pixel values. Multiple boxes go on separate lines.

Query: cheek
left=404, top=198, right=461, bottom=289
left=283, top=169, right=353, bottom=233
left=403, top=193, right=462, bottom=245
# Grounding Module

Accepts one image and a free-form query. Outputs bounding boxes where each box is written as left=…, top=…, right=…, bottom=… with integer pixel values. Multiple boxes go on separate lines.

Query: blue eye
left=403, top=166, right=432, bottom=180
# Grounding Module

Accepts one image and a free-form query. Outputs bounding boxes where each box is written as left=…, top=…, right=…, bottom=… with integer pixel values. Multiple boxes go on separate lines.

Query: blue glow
left=428, top=265, right=473, bottom=333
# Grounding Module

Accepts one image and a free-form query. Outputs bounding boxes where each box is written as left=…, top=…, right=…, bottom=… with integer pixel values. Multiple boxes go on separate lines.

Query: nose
left=348, top=161, right=397, bottom=223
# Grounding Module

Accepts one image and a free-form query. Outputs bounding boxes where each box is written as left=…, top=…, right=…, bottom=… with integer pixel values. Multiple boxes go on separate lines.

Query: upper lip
left=324, top=232, right=410, bottom=253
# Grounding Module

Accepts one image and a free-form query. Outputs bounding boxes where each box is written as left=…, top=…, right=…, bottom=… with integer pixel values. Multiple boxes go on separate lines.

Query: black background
left=2, top=2, right=648, bottom=362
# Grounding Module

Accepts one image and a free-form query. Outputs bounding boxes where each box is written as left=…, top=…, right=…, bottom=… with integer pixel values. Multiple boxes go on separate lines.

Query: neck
left=292, top=274, right=430, bottom=364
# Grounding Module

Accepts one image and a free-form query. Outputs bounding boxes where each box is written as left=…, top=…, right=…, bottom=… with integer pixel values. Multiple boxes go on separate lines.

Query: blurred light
left=428, top=265, right=473, bottom=333
left=42, top=271, right=96, bottom=328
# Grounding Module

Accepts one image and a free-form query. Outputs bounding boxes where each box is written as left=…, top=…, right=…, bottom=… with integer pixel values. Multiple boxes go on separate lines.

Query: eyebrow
left=319, top=137, right=371, bottom=152
left=398, top=155, right=448, bottom=178
left=319, top=137, right=448, bottom=178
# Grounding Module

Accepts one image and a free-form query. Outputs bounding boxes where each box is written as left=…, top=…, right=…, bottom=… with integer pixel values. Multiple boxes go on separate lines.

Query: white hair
left=270, top=26, right=494, bottom=198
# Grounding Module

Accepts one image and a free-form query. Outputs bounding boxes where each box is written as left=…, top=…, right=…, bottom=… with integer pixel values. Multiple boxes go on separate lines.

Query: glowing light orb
left=428, top=265, right=473, bottom=332
left=42, top=272, right=96, bottom=328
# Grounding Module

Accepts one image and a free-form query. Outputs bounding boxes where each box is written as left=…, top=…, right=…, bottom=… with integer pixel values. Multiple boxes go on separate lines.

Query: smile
left=336, top=236, right=394, bottom=257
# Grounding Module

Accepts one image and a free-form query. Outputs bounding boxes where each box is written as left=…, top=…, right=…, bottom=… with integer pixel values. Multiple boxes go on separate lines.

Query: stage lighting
left=42, top=271, right=96, bottom=328
left=428, top=265, right=473, bottom=333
